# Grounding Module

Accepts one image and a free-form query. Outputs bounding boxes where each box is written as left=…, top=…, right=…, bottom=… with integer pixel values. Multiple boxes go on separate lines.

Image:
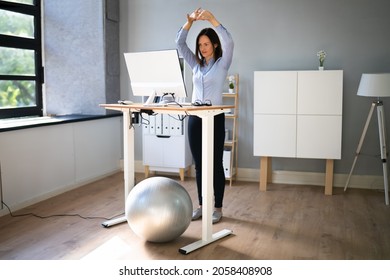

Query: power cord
left=1, top=200, right=124, bottom=221
left=169, top=113, right=187, bottom=122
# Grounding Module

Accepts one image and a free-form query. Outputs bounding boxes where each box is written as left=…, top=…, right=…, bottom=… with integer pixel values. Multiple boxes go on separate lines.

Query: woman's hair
left=195, top=28, right=222, bottom=66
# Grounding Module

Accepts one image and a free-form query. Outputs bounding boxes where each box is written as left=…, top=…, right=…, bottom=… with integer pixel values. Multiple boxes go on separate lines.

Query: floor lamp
left=344, top=73, right=390, bottom=206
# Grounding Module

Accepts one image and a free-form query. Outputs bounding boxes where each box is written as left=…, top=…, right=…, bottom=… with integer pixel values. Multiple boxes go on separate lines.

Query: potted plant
left=228, top=75, right=235, bottom=93
left=317, top=50, right=326, bottom=70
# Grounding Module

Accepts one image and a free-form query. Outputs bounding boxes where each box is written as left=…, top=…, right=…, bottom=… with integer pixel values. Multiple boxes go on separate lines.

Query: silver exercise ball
left=125, top=177, right=193, bottom=243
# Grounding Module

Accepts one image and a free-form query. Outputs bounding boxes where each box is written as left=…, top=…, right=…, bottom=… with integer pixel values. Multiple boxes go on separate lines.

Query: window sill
left=0, top=113, right=122, bottom=133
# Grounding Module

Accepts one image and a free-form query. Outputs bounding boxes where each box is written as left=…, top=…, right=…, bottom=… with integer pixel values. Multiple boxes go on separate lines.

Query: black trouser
left=188, top=113, right=226, bottom=208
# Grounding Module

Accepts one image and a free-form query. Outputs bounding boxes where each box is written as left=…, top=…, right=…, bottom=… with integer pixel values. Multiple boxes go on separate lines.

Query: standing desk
left=100, top=103, right=234, bottom=254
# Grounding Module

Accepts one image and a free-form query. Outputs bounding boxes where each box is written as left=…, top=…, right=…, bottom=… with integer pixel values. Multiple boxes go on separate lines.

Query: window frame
left=0, top=0, right=43, bottom=119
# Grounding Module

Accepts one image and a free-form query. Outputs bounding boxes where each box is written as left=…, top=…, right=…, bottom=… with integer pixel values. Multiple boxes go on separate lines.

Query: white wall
left=0, top=117, right=122, bottom=216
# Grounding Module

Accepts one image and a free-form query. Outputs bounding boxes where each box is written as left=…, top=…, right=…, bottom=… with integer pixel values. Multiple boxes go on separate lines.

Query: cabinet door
left=143, top=134, right=189, bottom=168
left=254, top=114, right=296, bottom=157
left=297, top=70, right=343, bottom=115
left=143, top=134, right=164, bottom=166
left=254, top=71, right=297, bottom=114
left=296, top=115, right=342, bottom=159
left=162, top=136, right=187, bottom=167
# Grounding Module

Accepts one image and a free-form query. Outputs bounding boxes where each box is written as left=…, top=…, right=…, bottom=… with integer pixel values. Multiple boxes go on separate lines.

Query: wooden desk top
left=100, top=103, right=234, bottom=114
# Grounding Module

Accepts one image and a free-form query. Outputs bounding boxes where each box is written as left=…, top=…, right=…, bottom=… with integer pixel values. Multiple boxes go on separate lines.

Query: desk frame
left=100, top=103, right=234, bottom=254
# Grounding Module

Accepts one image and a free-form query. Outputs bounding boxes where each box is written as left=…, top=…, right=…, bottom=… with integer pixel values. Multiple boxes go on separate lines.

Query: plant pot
left=318, top=66, right=324, bottom=71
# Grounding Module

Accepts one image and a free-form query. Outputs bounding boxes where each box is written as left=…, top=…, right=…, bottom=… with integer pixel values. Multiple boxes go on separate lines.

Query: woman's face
left=198, top=35, right=216, bottom=63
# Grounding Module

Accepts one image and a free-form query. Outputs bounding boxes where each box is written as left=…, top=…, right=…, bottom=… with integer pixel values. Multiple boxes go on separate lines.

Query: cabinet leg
left=260, top=157, right=272, bottom=191
left=144, top=165, right=150, bottom=179
left=325, top=159, right=334, bottom=195
left=179, top=168, right=185, bottom=181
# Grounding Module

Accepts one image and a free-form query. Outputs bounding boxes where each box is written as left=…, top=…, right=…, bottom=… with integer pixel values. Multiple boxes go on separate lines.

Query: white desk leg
left=179, top=113, right=232, bottom=254
left=202, top=114, right=214, bottom=240
left=102, top=110, right=135, bottom=227
left=123, top=110, right=135, bottom=204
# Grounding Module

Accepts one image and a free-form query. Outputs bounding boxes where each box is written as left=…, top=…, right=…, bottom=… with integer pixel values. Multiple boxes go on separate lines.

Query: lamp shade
left=357, top=73, right=390, bottom=97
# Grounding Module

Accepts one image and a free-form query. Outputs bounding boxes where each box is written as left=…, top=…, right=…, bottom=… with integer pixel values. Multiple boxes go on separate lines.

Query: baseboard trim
left=2, top=162, right=384, bottom=218
left=130, top=160, right=385, bottom=190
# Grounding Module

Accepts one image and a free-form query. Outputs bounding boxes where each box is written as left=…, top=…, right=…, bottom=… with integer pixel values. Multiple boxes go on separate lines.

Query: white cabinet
left=143, top=114, right=192, bottom=180
left=253, top=70, right=343, bottom=194
left=254, top=70, right=343, bottom=159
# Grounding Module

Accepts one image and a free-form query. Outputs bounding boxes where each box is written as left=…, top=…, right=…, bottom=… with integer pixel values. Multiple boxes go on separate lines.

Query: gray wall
left=44, top=0, right=119, bottom=115
left=119, top=0, right=390, bottom=176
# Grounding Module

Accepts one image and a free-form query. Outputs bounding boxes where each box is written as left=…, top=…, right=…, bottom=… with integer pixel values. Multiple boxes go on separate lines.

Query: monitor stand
left=144, top=92, right=157, bottom=105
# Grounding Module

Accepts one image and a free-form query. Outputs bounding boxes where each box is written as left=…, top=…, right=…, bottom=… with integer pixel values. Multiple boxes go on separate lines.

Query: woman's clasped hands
left=187, top=8, right=215, bottom=23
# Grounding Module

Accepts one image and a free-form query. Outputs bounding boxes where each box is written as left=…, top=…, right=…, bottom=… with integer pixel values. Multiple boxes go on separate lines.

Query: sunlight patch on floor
left=81, top=236, right=132, bottom=260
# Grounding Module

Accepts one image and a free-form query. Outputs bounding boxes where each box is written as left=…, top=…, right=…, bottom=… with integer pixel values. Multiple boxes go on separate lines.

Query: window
left=0, top=0, right=43, bottom=119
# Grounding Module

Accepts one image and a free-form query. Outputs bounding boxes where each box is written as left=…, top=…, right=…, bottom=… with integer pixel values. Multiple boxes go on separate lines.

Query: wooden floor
left=0, top=172, right=389, bottom=260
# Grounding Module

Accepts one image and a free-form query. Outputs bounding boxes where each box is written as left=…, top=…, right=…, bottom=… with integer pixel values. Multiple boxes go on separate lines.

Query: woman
left=176, top=8, right=234, bottom=223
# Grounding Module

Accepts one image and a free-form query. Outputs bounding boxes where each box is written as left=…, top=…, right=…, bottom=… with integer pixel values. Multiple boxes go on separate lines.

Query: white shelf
left=223, top=74, right=239, bottom=186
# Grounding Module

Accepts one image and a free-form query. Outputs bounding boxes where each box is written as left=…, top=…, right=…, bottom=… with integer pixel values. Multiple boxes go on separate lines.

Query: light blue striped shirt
left=176, top=25, right=234, bottom=105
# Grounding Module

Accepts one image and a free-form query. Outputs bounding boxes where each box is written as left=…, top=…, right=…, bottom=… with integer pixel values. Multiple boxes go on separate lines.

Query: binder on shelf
left=223, top=150, right=232, bottom=178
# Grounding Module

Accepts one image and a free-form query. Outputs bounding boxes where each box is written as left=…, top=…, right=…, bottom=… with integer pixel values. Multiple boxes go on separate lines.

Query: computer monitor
left=124, top=49, right=187, bottom=104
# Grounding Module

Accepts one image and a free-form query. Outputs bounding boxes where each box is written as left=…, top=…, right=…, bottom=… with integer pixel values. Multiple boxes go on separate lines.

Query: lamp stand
left=344, top=99, right=389, bottom=205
